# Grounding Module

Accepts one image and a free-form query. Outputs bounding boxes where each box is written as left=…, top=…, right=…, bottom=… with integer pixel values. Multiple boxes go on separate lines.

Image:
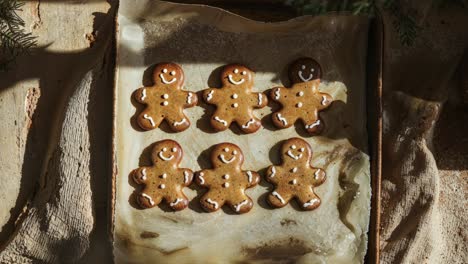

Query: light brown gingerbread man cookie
left=132, top=140, right=193, bottom=211
left=134, top=62, right=198, bottom=132
left=266, top=138, right=326, bottom=210
left=202, top=64, right=268, bottom=133
left=270, top=58, right=332, bottom=133
left=195, top=143, right=260, bottom=214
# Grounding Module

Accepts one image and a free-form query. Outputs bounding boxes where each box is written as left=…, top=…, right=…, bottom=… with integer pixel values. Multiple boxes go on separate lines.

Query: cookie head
left=281, top=138, right=312, bottom=163
left=221, top=64, right=253, bottom=87
left=289, top=58, right=322, bottom=84
left=151, top=139, right=183, bottom=164
left=212, top=143, right=244, bottom=167
left=153, top=62, right=184, bottom=87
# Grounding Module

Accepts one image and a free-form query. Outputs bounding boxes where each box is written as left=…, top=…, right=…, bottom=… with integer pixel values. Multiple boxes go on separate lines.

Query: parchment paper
left=114, top=1, right=371, bottom=263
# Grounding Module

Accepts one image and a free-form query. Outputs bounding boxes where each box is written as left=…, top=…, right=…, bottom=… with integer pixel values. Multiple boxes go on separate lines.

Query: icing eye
left=233, top=150, right=238, bottom=155
left=299, top=148, right=305, bottom=152
left=162, top=148, right=167, bottom=151
left=224, top=148, right=230, bottom=152
left=310, top=68, right=315, bottom=72
left=163, top=68, right=168, bottom=73
left=290, top=145, right=296, bottom=149
left=234, top=69, right=239, bottom=74
left=170, top=71, right=176, bottom=76
left=301, top=65, right=306, bottom=70
left=241, top=71, right=247, bottom=75
left=171, top=147, right=177, bottom=152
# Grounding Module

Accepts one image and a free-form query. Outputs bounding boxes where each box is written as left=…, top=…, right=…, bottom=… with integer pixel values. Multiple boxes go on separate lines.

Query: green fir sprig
left=0, top=0, right=37, bottom=71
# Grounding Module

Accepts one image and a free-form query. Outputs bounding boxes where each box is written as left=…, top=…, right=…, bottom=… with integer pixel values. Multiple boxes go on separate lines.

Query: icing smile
left=219, top=154, right=236, bottom=164
left=159, top=68, right=177, bottom=84
left=228, top=74, right=245, bottom=85
left=286, top=144, right=305, bottom=160
left=158, top=147, right=178, bottom=161
left=298, top=71, right=313, bottom=82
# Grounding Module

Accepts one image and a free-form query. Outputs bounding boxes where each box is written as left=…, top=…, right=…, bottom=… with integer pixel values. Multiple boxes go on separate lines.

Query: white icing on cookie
left=143, top=114, right=156, bottom=127
left=258, top=93, right=263, bottom=106
left=187, top=92, right=194, bottom=104
left=314, top=169, right=321, bottom=180
left=228, top=74, right=245, bottom=85
left=162, top=101, right=169, bottom=106
left=232, top=103, right=239, bottom=108
left=162, top=94, right=169, bottom=99
left=232, top=94, right=238, bottom=99
left=160, top=173, right=167, bottom=179
left=173, top=118, right=187, bottom=127
left=234, top=200, right=249, bottom=212
left=297, top=91, right=304, bottom=97
left=272, top=191, right=285, bottom=204
left=206, top=198, right=219, bottom=209
left=141, top=89, right=147, bottom=101
left=140, top=169, right=147, bottom=181
left=223, top=182, right=230, bottom=188
left=296, top=102, right=303, bottom=108
left=159, top=184, right=166, bottom=189
left=321, top=95, right=328, bottom=105
left=291, top=167, right=298, bottom=173
left=219, top=154, right=235, bottom=164
left=184, top=171, right=190, bottom=184
left=170, top=198, right=184, bottom=207
left=303, top=198, right=320, bottom=208
left=305, top=120, right=321, bottom=130
left=158, top=151, right=174, bottom=161
left=159, top=73, right=177, bottom=84
left=246, top=171, right=253, bottom=183
left=276, top=113, right=288, bottom=126
left=242, top=118, right=255, bottom=129
left=206, top=90, right=214, bottom=101
left=198, top=173, right=205, bottom=184
left=269, top=167, right=276, bottom=177
left=214, top=116, right=228, bottom=126
left=286, top=150, right=303, bottom=160
left=141, top=193, right=155, bottom=206
left=274, top=88, right=281, bottom=99
left=291, top=179, right=297, bottom=185
left=298, top=70, right=313, bottom=82
left=223, top=174, right=230, bottom=179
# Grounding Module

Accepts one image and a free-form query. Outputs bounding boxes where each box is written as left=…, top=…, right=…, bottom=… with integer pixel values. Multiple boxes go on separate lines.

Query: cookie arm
left=182, top=91, right=198, bottom=107
left=265, top=166, right=281, bottom=184
left=245, top=170, right=260, bottom=187
left=202, top=88, right=220, bottom=104
left=132, top=167, right=150, bottom=184
left=317, top=92, right=333, bottom=110
left=269, top=87, right=286, bottom=104
left=251, top=92, right=268, bottom=108
left=180, top=168, right=194, bottom=187
left=134, top=87, right=149, bottom=104
left=196, top=170, right=212, bottom=187
left=306, top=167, right=326, bottom=186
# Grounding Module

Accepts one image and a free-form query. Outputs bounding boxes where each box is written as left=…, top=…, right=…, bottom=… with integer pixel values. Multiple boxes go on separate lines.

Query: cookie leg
left=210, top=111, right=231, bottom=131
left=165, top=194, right=189, bottom=211
left=137, top=110, right=163, bottom=131
left=267, top=190, right=292, bottom=208
left=200, top=192, right=225, bottom=212
left=301, top=116, right=323, bottom=134
left=228, top=196, right=254, bottom=214
left=137, top=192, right=162, bottom=209
left=236, top=115, right=262, bottom=134
left=295, top=190, right=321, bottom=211
left=165, top=113, right=191, bottom=132
left=272, top=110, right=294, bottom=129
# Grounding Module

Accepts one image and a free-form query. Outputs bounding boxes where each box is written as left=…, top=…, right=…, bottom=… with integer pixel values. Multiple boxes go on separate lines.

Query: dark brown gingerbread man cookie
left=195, top=143, right=260, bottom=214
left=270, top=58, right=332, bottom=133
left=132, top=140, right=193, bottom=211
left=202, top=64, right=268, bottom=133
left=266, top=138, right=326, bottom=210
left=134, top=62, right=198, bottom=132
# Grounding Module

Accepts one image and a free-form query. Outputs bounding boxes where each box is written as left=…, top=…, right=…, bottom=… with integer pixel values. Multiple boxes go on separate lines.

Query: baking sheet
left=113, top=1, right=371, bottom=263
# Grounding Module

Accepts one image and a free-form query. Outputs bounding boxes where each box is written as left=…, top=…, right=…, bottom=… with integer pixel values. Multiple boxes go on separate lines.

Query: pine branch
left=0, top=0, right=37, bottom=71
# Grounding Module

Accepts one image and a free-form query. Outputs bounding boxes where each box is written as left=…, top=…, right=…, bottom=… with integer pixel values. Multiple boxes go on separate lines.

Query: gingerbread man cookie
left=134, top=62, right=198, bottom=132
left=266, top=138, right=326, bottom=210
left=195, top=143, right=260, bottom=214
left=132, top=140, right=193, bottom=211
left=270, top=58, right=332, bottom=133
left=202, top=64, right=268, bottom=133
